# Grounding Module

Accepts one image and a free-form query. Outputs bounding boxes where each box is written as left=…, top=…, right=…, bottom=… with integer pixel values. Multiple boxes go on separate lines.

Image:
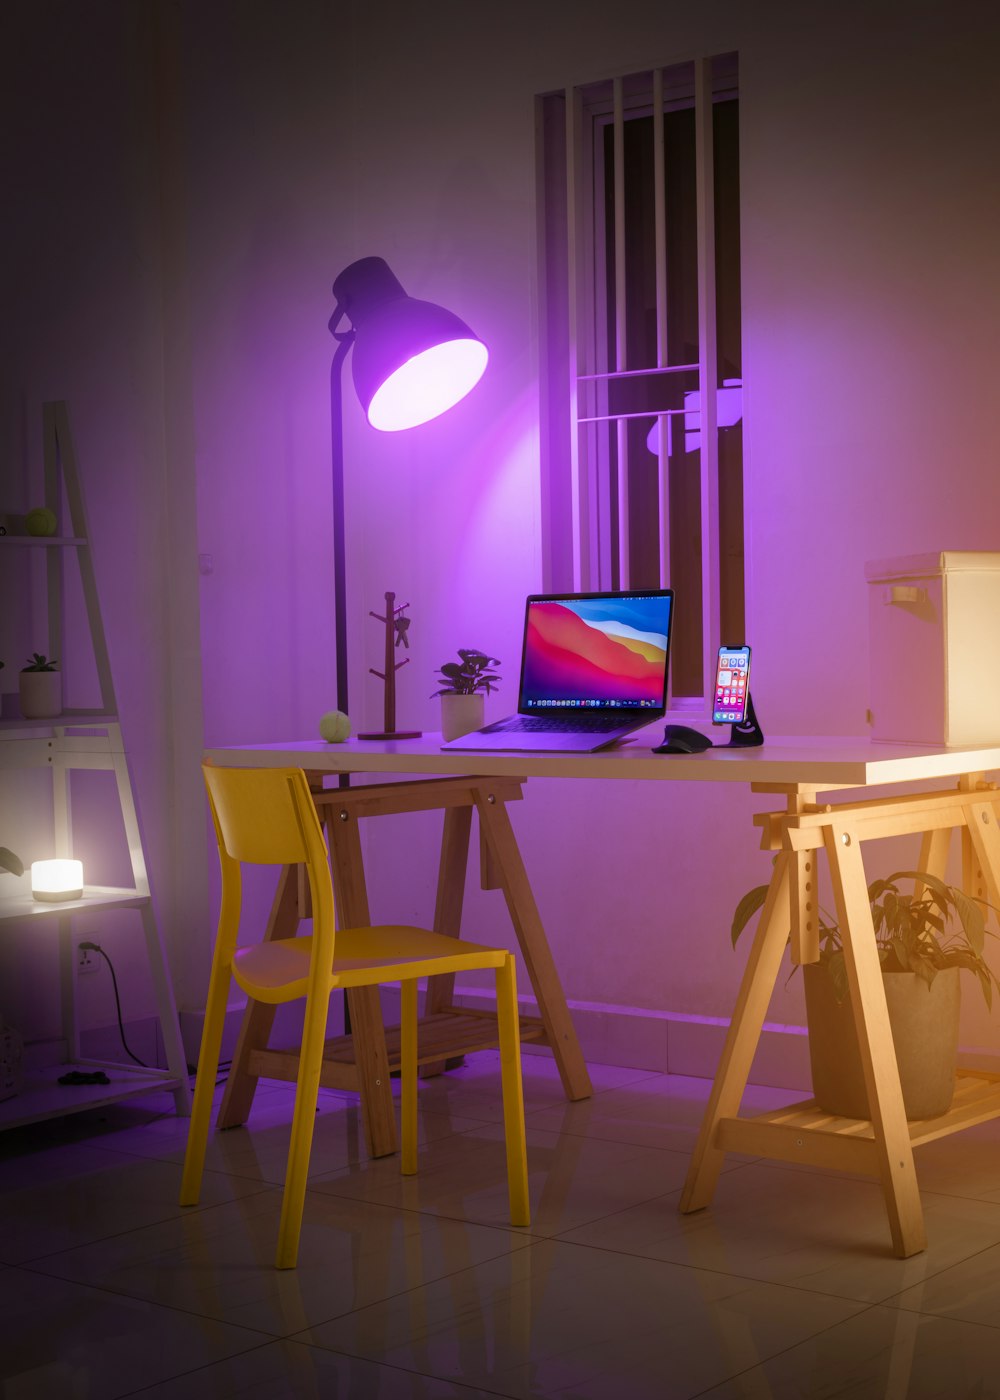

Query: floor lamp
left=329, top=256, right=488, bottom=736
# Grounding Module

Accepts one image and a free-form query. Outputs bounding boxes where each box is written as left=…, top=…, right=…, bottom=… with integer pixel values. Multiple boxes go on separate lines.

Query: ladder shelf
left=0, top=402, right=191, bottom=1128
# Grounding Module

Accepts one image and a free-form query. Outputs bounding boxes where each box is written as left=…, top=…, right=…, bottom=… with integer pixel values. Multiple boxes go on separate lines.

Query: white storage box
left=866, top=552, right=1000, bottom=746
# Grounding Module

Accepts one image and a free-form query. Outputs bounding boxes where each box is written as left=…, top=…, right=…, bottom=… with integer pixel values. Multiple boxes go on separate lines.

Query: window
left=537, top=55, right=744, bottom=705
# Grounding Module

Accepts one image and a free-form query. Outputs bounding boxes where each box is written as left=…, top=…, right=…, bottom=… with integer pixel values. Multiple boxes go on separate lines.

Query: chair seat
left=233, top=924, right=508, bottom=1000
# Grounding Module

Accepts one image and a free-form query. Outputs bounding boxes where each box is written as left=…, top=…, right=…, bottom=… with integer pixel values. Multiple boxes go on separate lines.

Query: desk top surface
left=205, top=730, right=1000, bottom=791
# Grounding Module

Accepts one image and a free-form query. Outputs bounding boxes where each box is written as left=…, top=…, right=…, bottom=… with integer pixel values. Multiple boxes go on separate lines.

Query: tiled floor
left=4, top=1054, right=1000, bottom=1397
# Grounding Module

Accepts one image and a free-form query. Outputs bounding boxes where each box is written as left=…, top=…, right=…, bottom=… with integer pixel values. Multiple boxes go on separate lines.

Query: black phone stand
left=727, top=691, right=764, bottom=748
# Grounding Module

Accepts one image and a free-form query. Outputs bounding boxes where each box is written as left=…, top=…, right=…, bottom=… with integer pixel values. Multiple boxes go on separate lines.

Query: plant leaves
left=730, top=885, right=768, bottom=948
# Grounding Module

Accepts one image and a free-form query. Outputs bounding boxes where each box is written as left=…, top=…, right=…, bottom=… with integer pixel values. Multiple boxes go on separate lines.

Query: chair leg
left=400, top=979, right=418, bottom=1175
left=495, top=954, right=530, bottom=1227
left=275, top=988, right=328, bottom=1269
left=179, top=959, right=233, bottom=1206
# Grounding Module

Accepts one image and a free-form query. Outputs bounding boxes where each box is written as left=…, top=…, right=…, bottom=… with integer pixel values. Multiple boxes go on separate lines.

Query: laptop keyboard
left=491, top=713, right=635, bottom=734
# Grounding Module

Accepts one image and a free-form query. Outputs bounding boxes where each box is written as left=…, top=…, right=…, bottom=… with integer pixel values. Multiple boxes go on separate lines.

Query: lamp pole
left=329, top=327, right=355, bottom=720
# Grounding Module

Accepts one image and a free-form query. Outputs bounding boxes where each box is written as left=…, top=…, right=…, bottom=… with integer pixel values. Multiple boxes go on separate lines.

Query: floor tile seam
left=886, top=1297, right=1000, bottom=1332
left=282, top=1334, right=523, bottom=1400
left=539, top=1231, right=944, bottom=1309
left=299, top=1179, right=546, bottom=1243
left=2, top=1182, right=280, bottom=1268
left=682, top=1299, right=889, bottom=1400
left=113, top=1337, right=281, bottom=1400
left=5, top=1258, right=278, bottom=1343
left=876, top=1235, right=1000, bottom=1313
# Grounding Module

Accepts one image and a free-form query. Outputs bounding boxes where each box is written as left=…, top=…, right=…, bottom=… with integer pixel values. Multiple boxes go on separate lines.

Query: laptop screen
left=518, top=590, right=673, bottom=714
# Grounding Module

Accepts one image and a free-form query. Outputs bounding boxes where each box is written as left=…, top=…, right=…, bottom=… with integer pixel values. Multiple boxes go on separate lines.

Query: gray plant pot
left=18, top=669, right=62, bottom=719
left=803, top=963, right=960, bottom=1120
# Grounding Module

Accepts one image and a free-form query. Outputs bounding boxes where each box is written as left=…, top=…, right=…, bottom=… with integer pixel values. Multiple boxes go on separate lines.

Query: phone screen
left=712, top=646, right=751, bottom=725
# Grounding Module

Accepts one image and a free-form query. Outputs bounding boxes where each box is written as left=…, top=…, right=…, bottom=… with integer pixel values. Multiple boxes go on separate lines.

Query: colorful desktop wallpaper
left=521, top=596, right=672, bottom=704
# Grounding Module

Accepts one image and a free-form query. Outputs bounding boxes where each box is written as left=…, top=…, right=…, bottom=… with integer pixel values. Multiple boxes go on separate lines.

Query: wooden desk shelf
left=718, top=1069, right=1000, bottom=1175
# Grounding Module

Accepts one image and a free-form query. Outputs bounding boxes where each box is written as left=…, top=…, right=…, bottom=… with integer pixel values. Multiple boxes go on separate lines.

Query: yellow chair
left=180, top=763, right=530, bottom=1268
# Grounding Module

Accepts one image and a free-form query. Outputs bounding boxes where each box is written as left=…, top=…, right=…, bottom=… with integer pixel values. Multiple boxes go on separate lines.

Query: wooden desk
left=206, top=731, right=1000, bottom=1256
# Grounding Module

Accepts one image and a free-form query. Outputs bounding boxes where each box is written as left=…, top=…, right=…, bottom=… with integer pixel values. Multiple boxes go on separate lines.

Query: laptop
left=441, top=589, right=673, bottom=752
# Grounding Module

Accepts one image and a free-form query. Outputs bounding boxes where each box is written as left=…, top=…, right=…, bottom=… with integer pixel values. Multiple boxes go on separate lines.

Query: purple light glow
left=367, top=338, right=489, bottom=431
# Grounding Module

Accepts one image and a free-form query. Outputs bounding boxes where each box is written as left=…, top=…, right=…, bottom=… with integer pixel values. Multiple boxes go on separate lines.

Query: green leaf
left=953, top=887, right=986, bottom=956
left=912, top=957, right=936, bottom=988
left=730, top=885, right=769, bottom=948
left=828, top=950, right=848, bottom=1002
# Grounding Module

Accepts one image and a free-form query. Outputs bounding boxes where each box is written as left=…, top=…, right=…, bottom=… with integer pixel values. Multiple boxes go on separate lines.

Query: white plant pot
left=19, top=670, right=62, bottom=719
left=440, top=692, right=485, bottom=743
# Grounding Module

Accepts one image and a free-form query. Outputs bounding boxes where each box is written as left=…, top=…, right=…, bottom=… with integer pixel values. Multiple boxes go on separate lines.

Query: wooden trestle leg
left=680, top=853, right=792, bottom=1213
left=474, top=787, right=592, bottom=1101
left=823, top=819, right=925, bottom=1258
left=217, top=864, right=299, bottom=1129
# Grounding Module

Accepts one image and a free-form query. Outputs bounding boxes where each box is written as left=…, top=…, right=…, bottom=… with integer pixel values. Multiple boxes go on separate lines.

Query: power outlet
left=77, top=944, right=99, bottom=975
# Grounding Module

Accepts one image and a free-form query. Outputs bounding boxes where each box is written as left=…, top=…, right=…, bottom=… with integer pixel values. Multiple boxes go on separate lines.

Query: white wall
left=5, top=0, right=1000, bottom=1065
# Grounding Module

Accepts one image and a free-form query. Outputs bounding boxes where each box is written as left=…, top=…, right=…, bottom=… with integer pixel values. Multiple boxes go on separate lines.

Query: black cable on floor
left=79, top=940, right=148, bottom=1068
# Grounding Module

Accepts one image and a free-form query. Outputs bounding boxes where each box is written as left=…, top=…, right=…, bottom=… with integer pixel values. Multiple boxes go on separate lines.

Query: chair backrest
left=202, top=763, right=336, bottom=963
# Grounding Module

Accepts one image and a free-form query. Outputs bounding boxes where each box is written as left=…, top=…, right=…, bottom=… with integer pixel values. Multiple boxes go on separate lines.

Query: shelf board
left=0, top=1062, right=185, bottom=1130
left=0, top=886, right=149, bottom=923
left=0, top=535, right=86, bottom=548
left=717, top=1068, right=1000, bottom=1174
left=0, top=712, right=119, bottom=734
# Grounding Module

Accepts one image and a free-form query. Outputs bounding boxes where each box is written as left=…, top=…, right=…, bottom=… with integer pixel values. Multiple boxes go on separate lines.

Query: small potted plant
left=19, top=653, right=61, bottom=720
left=432, top=648, right=501, bottom=742
left=731, top=868, right=1000, bottom=1119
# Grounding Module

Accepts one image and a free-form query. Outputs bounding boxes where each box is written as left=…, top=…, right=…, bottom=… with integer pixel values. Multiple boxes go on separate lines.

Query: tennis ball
left=25, top=506, right=57, bottom=537
left=319, top=709, right=351, bottom=743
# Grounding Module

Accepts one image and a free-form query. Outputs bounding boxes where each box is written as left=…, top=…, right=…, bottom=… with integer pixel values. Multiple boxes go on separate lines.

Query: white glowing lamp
left=31, top=859, right=84, bottom=902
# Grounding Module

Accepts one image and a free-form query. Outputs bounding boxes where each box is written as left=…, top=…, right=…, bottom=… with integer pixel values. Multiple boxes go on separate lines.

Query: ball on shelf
left=25, top=507, right=57, bottom=537
left=319, top=709, right=351, bottom=743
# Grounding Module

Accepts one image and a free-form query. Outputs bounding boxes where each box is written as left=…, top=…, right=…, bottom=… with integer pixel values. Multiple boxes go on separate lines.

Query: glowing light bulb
left=367, top=339, right=489, bottom=431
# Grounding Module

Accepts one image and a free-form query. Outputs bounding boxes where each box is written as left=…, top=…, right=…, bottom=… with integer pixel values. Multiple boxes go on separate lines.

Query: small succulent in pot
left=431, top=649, right=501, bottom=697
left=22, top=653, right=58, bottom=672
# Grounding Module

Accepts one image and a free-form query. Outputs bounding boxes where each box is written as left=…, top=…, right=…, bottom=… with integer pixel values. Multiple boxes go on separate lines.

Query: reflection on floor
left=4, top=1051, right=1000, bottom=1397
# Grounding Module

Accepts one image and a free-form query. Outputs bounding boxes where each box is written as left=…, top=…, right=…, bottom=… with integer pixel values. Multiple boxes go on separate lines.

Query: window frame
left=537, top=55, right=744, bottom=714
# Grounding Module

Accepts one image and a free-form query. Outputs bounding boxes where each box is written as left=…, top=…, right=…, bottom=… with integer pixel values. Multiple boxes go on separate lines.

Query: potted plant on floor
left=731, top=869, right=1000, bottom=1119
left=19, top=654, right=61, bottom=719
left=432, top=648, right=501, bottom=742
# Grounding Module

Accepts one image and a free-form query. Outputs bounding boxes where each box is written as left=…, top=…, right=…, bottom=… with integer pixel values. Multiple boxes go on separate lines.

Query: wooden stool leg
left=475, top=789, right=591, bottom=1101
left=680, top=853, right=792, bottom=1213
left=824, top=821, right=925, bottom=1258
left=218, top=864, right=299, bottom=1129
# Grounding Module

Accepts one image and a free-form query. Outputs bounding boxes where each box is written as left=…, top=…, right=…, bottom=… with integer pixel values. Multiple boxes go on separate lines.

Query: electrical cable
left=78, top=940, right=148, bottom=1068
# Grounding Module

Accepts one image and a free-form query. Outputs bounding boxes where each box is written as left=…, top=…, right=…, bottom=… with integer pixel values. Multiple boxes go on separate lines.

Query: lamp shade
left=332, top=257, right=488, bottom=431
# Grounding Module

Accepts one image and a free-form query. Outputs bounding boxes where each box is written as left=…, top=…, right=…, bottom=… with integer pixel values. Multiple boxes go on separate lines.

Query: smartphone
left=712, top=645, right=751, bottom=725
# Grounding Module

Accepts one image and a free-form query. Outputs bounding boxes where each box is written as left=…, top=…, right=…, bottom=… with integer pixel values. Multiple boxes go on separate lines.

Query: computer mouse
left=652, top=724, right=713, bottom=754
